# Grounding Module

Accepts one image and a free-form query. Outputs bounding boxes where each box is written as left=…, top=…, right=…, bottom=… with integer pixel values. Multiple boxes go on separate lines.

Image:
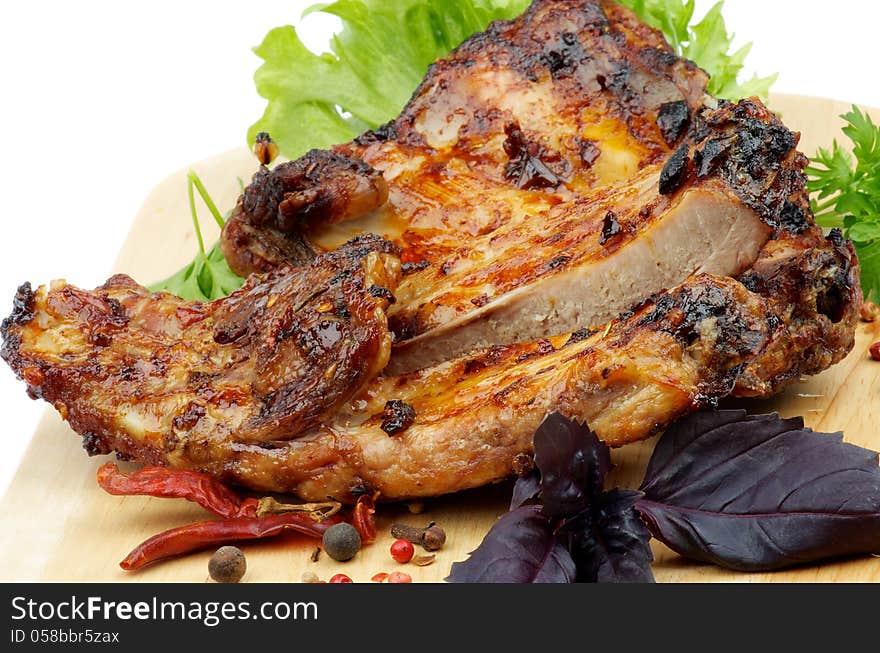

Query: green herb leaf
left=150, top=172, right=245, bottom=302
left=808, top=105, right=880, bottom=300
left=618, top=0, right=776, bottom=100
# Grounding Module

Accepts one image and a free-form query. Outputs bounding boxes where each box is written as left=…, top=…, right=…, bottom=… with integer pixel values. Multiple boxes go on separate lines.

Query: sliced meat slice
left=386, top=174, right=771, bottom=373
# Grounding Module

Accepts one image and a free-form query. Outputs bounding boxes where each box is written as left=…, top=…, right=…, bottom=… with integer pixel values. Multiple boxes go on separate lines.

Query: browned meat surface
left=220, top=0, right=817, bottom=374
left=1, top=228, right=859, bottom=500
left=1, top=236, right=400, bottom=455
left=0, top=0, right=863, bottom=502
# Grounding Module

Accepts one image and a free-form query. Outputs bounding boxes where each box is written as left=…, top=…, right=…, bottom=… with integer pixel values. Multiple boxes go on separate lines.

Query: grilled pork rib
left=0, top=0, right=862, bottom=501
left=221, top=0, right=809, bottom=373
left=1, top=228, right=858, bottom=500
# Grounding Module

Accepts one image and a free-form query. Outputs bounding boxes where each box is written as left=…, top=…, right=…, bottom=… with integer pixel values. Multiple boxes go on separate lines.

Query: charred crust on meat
left=401, top=259, right=431, bottom=275
left=599, top=211, right=623, bottom=245
left=657, top=100, right=690, bottom=145
left=354, top=121, right=397, bottom=146
left=542, top=255, right=571, bottom=272
left=690, top=99, right=806, bottom=233
left=221, top=153, right=390, bottom=276
left=565, top=327, right=598, bottom=346
left=503, top=123, right=566, bottom=190
left=81, top=432, right=111, bottom=457
left=214, top=324, right=248, bottom=345
left=381, top=399, right=416, bottom=436
left=540, top=31, right=585, bottom=78
left=368, top=285, right=396, bottom=304
left=578, top=139, right=602, bottom=167
left=1, top=283, right=35, bottom=343
left=659, top=143, right=690, bottom=195
left=463, top=345, right=508, bottom=375
left=471, top=294, right=491, bottom=308
left=778, top=200, right=809, bottom=234
left=172, top=402, right=206, bottom=431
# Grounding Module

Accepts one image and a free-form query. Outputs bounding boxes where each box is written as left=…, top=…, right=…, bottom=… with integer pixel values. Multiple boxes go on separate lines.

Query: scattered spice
left=256, top=497, right=342, bottom=521
left=301, top=571, right=320, bottom=584
left=322, top=523, right=362, bottom=562
left=329, top=573, right=353, bottom=584
left=390, top=539, right=415, bottom=563
left=861, top=301, right=879, bottom=322
left=97, top=463, right=258, bottom=519
left=387, top=571, right=412, bottom=584
left=208, top=546, right=246, bottom=583
left=352, top=493, right=377, bottom=544
left=390, top=522, right=446, bottom=551
left=599, top=211, right=623, bottom=246
left=310, top=547, right=322, bottom=562
left=870, top=341, right=880, bottom=361
left=371, top=572, right=389, bottom=583
left=411, top=554, right=436, bottom=567
left=97, top=464, right=354, bottom=571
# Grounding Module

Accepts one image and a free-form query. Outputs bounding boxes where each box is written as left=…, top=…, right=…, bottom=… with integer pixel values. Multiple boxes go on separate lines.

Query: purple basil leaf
left=637, top=410, right=880, bottom=571
left=446, top=506, right=576, bottom=583
left=561, top=489, right=655, bottom=583
left=510, top=470, right=540, bottom=510
left=534, top=413, right=611, bottom=520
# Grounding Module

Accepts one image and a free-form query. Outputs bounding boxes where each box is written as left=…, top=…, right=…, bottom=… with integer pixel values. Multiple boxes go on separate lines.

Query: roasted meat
left=1, top=236, right=400, bottom=452
left=0, top=0, right=863, bottom=502
left=221, top=0, right=809, bottom=373
left=2, top=227, right=857, bottom=500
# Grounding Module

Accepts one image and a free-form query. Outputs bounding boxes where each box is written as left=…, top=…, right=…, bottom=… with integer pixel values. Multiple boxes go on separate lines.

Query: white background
left=0, top=0, right=876, bottom=497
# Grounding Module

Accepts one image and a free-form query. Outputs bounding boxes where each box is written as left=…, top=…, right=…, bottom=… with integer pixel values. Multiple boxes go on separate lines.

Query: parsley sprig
left=808, top=106, right=880, bottom=300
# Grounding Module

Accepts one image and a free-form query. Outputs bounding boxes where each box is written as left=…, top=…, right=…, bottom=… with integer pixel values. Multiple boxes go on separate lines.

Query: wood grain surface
left=1, top=94, right=878, bottom=583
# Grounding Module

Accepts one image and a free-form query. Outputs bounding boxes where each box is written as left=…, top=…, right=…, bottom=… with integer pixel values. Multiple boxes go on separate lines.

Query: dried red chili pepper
left=120, top=513, right=340, bottom=571
left=97, top=463, right=258, bottom=519
left=352, top=494, right=377, bottom=544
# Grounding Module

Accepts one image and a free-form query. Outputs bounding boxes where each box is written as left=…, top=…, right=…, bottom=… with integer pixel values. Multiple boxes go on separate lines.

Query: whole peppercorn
left=301, top=571, right=320, bottom=584
left=329, top=573, right=353, bottom=583
left=870, top=341, right=880, bottom=362
left=322, top=523, right=362, bottom=562
left=387, top=571, right=412, bottom=584
left=390, top=539, right=415, bottom=563
left=208, top=546, right=246, bottom=583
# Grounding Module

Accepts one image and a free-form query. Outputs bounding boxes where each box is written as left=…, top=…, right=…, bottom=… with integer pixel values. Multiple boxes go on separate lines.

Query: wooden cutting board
left=1, top=94, right=878, bottom=583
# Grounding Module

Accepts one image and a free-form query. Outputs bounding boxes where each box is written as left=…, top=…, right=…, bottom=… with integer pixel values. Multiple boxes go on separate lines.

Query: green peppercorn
left=322, top=523, right=361, bottom=562
left=208, top=546, right=246, bottom=583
